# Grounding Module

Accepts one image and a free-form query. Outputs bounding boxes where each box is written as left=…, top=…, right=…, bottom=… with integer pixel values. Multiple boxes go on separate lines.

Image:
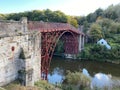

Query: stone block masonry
left=0, top=18, right=41, bottom=86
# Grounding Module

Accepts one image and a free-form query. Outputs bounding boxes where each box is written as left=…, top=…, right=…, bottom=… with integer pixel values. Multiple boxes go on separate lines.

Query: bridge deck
left=28, top=21, right=84, bottom=35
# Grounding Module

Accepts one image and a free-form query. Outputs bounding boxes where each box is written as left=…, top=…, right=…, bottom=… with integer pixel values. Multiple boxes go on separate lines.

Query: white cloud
left=46, top=0, right=120, bottom=16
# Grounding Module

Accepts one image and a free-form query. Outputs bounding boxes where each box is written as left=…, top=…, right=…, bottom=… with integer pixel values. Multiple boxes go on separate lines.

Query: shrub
left=79, top=43, right=120, bottom=62
left=65, top=71, right=91, bottom=88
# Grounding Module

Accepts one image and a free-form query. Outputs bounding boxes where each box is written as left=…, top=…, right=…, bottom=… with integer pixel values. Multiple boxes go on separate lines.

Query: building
left=97, top=39, right=111, bottom=49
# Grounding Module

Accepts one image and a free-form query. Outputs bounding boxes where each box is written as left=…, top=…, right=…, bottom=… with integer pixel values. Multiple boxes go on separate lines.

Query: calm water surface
left=48, top=56, right=120, bottom=84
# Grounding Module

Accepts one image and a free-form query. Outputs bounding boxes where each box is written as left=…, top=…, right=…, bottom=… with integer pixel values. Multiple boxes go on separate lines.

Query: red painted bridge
left=28, top=21, right=84, bottom=80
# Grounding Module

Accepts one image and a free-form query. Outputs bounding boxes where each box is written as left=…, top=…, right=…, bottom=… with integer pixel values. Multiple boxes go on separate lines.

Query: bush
left=79, top=43, right=120, bottom=62
left=65, top=71, right=91, bottom=88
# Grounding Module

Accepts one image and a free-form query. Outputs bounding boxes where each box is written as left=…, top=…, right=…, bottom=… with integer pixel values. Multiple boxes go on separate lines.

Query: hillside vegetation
left=77, top=4, right=120, bottom=62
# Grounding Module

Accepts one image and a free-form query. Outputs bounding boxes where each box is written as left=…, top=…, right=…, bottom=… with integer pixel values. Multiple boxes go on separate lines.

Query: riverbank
left=79, top=58, right=120, bottom=64
left=54, top=53, right=120, bottom=64
left=77, top=43, right=120, bottom=64
left=2, top=80, right=61, bottom=90
left=2, top=77, right=120, bottom=90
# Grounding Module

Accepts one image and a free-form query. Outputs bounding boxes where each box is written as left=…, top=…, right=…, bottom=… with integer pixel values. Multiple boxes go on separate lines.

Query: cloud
left=47, top=0, right=120, bottom=16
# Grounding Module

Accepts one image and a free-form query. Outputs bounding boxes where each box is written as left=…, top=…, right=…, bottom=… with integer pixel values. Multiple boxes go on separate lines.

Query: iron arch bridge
left=28, top=21, right=84, bottom=80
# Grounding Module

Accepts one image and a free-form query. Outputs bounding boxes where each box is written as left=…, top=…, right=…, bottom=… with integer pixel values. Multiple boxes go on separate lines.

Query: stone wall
left=0, top=18, right=41, bottom=86
left=0, top=17, right=27, bottom=37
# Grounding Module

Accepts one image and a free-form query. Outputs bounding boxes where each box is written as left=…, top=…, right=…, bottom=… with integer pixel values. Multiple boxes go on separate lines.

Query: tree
left=52, top=10, right=68, bottom=23
left=83, top=21, right=90, bottom=33
left=104, top=4, right=118, bottom=20
left=109, top=22, right=120, bottom=34
left=0, top=14, right=6, bottom=20
left=77, top=16, right=87, bottom=25
left=5, top=9, right=68, bottom=23
left=95, top=8, right=103, bottom=17
left=86, top=13, right=97, bottom=23
left=89, top=23, right=103, bottom=43
left=96, top=18, right=114, bottom=38
left=67, top=16, right=78, bottom=28
left=44, top=9, right=54, bottom=22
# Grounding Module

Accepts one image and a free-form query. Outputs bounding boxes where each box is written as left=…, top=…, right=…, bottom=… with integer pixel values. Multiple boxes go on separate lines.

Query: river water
left=48, top=56, right=120, bottom=88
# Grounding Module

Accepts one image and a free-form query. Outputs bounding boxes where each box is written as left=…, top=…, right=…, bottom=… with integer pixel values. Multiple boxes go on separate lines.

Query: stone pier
left=79, top=35, right=84, bottom=52
left=0, top=18, right=41, bottom=86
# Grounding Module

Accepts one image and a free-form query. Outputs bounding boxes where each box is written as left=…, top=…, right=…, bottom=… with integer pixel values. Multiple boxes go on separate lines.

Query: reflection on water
left=91, top=72, right=112, bottom=89
left=48, top=67, right=64, bottom=84
left=82, top=68, right=90, bottom=77
left=81, top=68, right=117, bottom=89
left=82, top=68, right=112, bottom=89
left=48, top=56, right=120, bottom=88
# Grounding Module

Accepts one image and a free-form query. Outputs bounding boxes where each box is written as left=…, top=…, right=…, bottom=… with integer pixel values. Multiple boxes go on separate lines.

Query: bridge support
left=79, top=35, right=84, bottom=52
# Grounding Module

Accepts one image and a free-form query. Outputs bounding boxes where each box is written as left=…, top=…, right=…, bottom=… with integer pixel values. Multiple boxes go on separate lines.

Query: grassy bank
left=3, top=80, right=61, bottom=90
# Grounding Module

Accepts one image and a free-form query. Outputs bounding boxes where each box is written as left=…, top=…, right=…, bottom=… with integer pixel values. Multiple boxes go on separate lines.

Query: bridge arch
left=56, top=31, right=79, bottom=54
left=41, top=30, right=79, bottom=80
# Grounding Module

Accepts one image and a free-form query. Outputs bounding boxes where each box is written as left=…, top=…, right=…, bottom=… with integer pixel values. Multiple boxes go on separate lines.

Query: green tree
left=95, top=8, right=103, bottom=17
left=96, top=18, right=113, bottom=38
left=0, top=14, right=6, bottom=20
left=68, top=16, right=78, bottom=28
left=5, top=9, right=68, bottom=23
left=83, top=21, right=90, bottom=33
left=104, top=4, right=118, bottom=20
left=52, top=10, right=68, bottom=23
left=109, top=22, right=120, bottom=34
left=89, top=23, right=103, bottom=43
left=44, top=9, right=54, bottom=22
left=87, top=13, right=97, bottom=23
left=77, top=16, right=87, bottom=25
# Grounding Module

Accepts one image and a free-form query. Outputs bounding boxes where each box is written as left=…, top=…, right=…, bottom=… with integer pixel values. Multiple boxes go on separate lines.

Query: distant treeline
left=0, top=4, right=120, bottom=29
left=0, top=9, right=78, bottom=28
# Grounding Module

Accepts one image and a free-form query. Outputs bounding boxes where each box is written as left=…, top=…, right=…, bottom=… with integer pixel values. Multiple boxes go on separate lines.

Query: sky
left=0, top=0, right=120, bottom=16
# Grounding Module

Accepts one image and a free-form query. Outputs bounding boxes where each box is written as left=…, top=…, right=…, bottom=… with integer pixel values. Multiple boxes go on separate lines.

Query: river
left=48, top=56, right=120, bottom=88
